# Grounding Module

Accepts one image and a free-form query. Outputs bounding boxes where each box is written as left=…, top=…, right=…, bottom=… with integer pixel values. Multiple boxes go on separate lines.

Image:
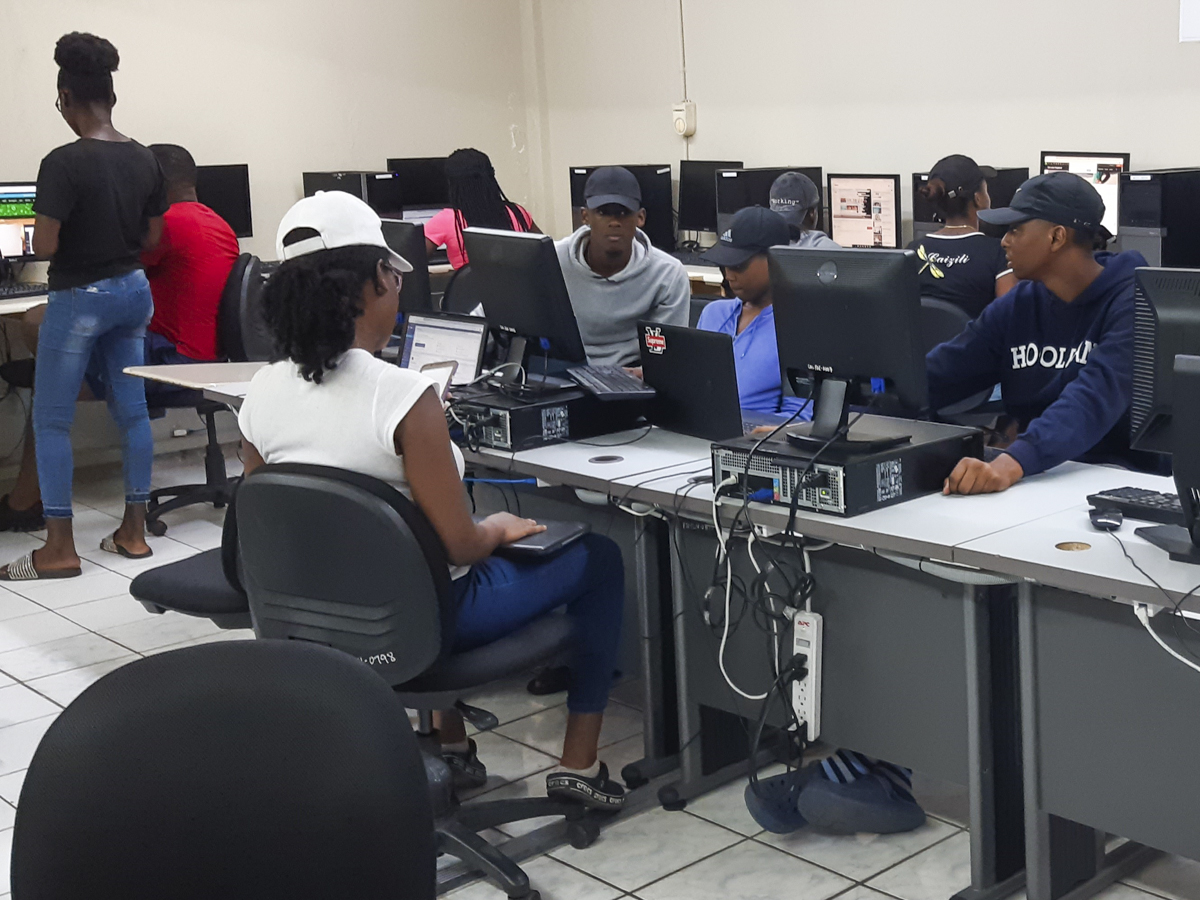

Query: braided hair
left=55, top=32, right=119, bottom=106
left=445, top=148, right=530, bottom=254
left=261, top=236, right=389, bottom=384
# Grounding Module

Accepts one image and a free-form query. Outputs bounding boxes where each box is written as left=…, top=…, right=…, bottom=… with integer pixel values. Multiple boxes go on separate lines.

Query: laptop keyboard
left=567, top=366, right=656, bottom=400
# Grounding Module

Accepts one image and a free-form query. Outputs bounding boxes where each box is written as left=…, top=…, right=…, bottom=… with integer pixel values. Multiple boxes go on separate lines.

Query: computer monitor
left=380, top=219, right=433, bottom=313
left=827, top=174, right=902, bottom=249
left=461, top=227, right=587, bottom=367
left=911, top=167, right=1029, bottom=231
left=195, top=164, right=252, bottom=238
left=386, top=157, right=448, bottom=210
left=400, top=311, right=488, bottom=387
left=677, top=159, right=742, bottom=234
left=0, top=183, right=37, bottom=261
left=770, top=247, right=926, bottom=452
left=568, top=164, right=675, bottom=252
left=302, top=171, right=405, bottom=219
left=1040, top=151, right=1130, bottom=237
left=715, top=166, right=824, bottom=235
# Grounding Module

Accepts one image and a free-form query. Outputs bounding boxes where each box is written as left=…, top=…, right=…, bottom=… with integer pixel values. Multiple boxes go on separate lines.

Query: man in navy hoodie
left=927, top=172, right=1148, bottom=494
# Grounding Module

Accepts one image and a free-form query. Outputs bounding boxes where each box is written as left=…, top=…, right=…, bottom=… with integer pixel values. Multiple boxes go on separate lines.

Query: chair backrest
left=920, top=296, right=972, bottom=357
left=441, top=263, right=477, bottom=314
left=11, top=640, right=435, bottom=900
left=689, top=295, right=713, bottom=328
left=219, top=253, right=276, bottom=362
left=235, top=464, right=455, bottom=685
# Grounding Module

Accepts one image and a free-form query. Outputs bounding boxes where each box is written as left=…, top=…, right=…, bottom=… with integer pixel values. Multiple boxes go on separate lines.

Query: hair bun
left=54, top=32, right=119, bottom=76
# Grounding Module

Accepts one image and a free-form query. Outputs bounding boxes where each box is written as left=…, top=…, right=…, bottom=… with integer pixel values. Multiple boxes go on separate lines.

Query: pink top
left=424, top=205, right=534, bottom=269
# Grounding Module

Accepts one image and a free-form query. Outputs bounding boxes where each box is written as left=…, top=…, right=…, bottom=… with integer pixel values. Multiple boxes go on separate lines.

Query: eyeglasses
left=383, top=262, right=405, bottom=287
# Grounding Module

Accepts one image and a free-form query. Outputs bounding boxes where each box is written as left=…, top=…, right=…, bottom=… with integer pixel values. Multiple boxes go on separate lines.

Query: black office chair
left=689, top=295, right=713, bottom=327
left=235, top=463, right=604, bottom=900
left=129, top=487, right=251, bottom=629
left=441, top=263, right=479, bottom=314
left=920, top=296, right=997, bottom=419
left=145, top=254, right=274, bottom=536
left=10, top=640, right=436, bottom=900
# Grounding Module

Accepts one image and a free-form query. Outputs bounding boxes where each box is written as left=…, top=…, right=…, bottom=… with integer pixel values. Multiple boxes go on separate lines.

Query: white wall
left=527, top=0, right=1200, bottom=238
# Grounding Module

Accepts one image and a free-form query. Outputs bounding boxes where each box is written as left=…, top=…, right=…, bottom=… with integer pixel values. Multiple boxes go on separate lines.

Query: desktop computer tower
left=301, top=171, right=405, bottom=218
left=1118, top=169, right=1200, bottom=267
left=911, top=167, right=1028, bottom=243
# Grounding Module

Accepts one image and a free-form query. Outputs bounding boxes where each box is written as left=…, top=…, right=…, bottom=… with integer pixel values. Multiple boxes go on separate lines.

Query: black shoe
left=0, top=495, right=44, bottom=533
left=546, top=762, right=625, bottom=810
left=527, top=664, right=571, bottom=696
left=443, top=739, right=488, bottom=792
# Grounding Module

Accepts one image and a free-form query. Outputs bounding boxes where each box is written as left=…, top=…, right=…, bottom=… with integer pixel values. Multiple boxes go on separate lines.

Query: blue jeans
left=451, top=533, right=625, bottom=714
left=34, top=270, right=154, bottom=520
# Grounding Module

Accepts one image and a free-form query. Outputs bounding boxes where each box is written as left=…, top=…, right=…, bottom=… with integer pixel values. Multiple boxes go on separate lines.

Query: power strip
left=791, top=610, right=823, bottom=740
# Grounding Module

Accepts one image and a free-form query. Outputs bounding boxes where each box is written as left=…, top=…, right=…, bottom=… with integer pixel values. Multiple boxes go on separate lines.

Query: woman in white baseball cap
left=236, top=192, right=627, bottom=810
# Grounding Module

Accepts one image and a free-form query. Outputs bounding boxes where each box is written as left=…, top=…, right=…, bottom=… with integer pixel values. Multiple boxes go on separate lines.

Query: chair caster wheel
left=567, top=819, right=600, bottom=849
left=147, top=520, right=168, bottom=537
left=621, top=763, right=648, bottom=790
left=658, top=786, right=686, bottom=811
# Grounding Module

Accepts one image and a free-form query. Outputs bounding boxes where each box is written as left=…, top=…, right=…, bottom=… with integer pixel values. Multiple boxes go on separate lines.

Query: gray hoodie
left=556, top=226, right=691, bottom=367
left=789, top=229, right=841, bottom=251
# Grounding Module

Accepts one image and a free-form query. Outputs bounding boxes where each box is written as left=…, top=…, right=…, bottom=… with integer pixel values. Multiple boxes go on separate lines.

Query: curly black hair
left=261, top=239, right=390, bottom=384
left=54, top=32, right=119, bottom=106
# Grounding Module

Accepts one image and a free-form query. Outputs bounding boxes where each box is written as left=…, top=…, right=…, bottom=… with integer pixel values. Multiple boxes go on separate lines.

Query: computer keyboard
left=1087, top=486, right=1185, bottom=526
left=566, top=365, right=656, bottom=401
left=0, top=282, right=48, bottom=299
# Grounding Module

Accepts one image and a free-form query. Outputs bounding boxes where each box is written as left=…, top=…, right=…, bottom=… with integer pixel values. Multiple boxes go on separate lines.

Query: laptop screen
left=400, top=313, right=487, bottom=386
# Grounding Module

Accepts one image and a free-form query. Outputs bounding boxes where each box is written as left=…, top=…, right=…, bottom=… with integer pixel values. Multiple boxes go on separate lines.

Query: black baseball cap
left=769, top=172, right=821, bottom=227
left=584, top=166, right=642, bottom=212
left=978, top=171, right=1106, bottom=236
left=928, top=154, right=997, bottom=199
left=700, top=206, right=791, bottom=268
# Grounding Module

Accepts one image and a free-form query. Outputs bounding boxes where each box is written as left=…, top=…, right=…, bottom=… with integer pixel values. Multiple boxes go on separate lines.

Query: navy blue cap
left=700, top=206, right=791, bottom=267
left=584, top=166, right=642, bottom=212
left=978, top=171, right=1106, bottom=236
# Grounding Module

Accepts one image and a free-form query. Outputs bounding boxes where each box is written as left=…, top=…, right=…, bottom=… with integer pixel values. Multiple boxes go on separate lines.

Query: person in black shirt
left=1, top=32, right=166, bottom=582
left=907, top=155, right=1018, bottom=319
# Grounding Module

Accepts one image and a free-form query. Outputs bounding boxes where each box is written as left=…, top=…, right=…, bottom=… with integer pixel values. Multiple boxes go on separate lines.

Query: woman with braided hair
left=2, top=32, right=166, bottom=581
left=423, top=148, right=539, bottom=269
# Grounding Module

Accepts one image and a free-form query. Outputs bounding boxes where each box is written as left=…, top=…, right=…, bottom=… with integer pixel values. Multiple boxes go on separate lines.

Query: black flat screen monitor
left=715, top=166, right=824, bottom=235
left=195, top=164, right=252, bottom=238
left=461, top=227, right=587, bottom=364
left=380, top=219, right=433, bottom=313
left=1040, top=151, right=1130, bottom=237
left=0, top=182, right=37, bottom=260
left=678, top=159, right=742, bottom=233
left=568, top=164, right=675, bottom=252
left=386, top=157, right=449, bottom=209
left=912, top=167, right=1029, bottom=228
left=302, top=171, right=404, bottom=218
left=771, top=247, right=926, bottom=450
left=827, top=174, right=902, bottom=249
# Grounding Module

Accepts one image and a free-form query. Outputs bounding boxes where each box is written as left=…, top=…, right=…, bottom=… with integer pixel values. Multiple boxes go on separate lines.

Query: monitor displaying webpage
left=0, top=184, right=36, bottom=259
left=1040, top=154, right=1127, bottom=236
left=828, top=176, right=898, bottom=248
left=401, top=314, right=487, bottom=386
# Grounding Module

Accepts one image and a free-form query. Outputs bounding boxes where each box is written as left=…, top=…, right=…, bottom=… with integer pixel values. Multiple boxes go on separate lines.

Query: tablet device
left=473, top=516, right=591, bottom=558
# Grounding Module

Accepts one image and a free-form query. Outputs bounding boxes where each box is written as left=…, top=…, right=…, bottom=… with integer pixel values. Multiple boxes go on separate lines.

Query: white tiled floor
left=0, top=450, right=1197, bottom=900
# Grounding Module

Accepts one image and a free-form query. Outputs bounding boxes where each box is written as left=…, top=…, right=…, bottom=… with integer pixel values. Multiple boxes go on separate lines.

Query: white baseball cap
left=275, top=191, right=413, bottom=272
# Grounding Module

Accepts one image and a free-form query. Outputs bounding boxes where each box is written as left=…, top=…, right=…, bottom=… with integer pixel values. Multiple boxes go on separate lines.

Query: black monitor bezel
left=677, top=159, right=743, bottom=233
left=0, top=180, right=40, bottom=261
left=195, top=164, right=252, bottom=239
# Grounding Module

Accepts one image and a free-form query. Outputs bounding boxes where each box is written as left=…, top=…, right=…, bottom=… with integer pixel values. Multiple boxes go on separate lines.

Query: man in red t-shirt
left=142, top=143, right=240, bottom=364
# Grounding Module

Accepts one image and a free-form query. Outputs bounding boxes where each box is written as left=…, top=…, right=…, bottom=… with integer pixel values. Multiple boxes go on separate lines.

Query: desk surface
left=125, top=361, right=267, bottom=390
left=683, top=265, right=723, bottom=286
left=0, top=294, right=47, bottom=317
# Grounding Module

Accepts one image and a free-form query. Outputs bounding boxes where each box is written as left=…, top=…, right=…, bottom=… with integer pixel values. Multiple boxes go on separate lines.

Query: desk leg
left=1018, top=584, right=1158, bottom=900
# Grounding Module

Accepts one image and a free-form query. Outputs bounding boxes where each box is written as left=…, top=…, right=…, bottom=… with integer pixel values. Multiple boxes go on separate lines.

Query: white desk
left=0, top=294, right=48, bottom=317
left=125, top=362, right=266, bottom=396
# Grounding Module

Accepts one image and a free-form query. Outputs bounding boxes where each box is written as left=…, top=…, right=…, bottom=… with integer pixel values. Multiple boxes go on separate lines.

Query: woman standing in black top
left=1, top=33, right=166, bottom=581
left=907, top=155, right=1019, bottom=319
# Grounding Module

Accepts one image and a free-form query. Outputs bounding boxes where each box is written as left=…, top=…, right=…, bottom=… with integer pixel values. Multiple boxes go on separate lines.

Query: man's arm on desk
left=944, top=453, right=1024, bottom=495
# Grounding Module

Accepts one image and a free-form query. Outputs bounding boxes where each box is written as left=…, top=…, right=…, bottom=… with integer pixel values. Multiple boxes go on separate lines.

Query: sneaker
left=743, top=763, right=821, bottom=834
left=796, top=770, right=926, bottom=835
left=546, top=762, right=625, bottom=810
left=443, top=739, right=488, bottom=792
left=0, top=495, right=44, bottom=533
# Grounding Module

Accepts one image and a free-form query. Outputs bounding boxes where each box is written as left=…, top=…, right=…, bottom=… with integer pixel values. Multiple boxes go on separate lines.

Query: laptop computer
left=637, top=321, right=784, bottom=441
left=398, top=311, right=488, bottom=387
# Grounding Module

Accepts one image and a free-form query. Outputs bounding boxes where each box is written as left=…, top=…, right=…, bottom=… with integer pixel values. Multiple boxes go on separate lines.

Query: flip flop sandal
left=0, top=552, right=82, bottom=581
left=743, top=763, right=821, bottom=834
left=100, top=533, right=154, bottom=560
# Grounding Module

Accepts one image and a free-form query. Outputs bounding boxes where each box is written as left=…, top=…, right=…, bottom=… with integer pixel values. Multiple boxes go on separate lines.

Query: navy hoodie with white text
left=926, top=250, right=1147, bottom=477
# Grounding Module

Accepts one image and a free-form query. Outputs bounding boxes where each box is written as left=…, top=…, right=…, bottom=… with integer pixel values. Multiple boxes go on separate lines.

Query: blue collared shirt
left=696, top=299, right=811, bottom=418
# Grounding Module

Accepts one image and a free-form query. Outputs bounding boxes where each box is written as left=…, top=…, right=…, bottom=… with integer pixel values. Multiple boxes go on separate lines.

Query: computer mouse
left=1089, top=507, right=1123, bottom=532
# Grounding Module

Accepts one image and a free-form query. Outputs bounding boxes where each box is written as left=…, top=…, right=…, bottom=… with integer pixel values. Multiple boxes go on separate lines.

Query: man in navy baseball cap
left=928, top=171, right=1156, bottom=495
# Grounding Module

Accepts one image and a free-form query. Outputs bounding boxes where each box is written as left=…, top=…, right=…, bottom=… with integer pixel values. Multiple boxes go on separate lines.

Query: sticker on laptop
left=644, top=327, right=667, bottom=355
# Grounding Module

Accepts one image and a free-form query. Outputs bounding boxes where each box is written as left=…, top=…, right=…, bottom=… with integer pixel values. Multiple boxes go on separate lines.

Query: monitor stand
left=1135, top=525, right=1200, bottom=564
left=786, top=378, right=912, bottom=455
left=494, top=335, right=573, bottom=394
